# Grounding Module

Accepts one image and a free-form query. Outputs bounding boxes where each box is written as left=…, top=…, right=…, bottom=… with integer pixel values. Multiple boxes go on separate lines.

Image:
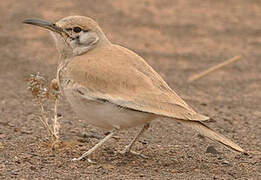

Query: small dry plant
left=26, top=72, right=61, bottom=147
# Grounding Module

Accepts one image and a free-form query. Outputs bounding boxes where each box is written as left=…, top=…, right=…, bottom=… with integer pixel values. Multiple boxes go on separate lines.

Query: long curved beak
left=23, top=19, right=64, bottom=34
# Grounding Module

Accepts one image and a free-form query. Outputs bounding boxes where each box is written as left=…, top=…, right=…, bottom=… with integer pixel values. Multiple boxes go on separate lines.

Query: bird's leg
left=72, top=128, right=118, bottom=161
left=120, top=123, right=150, bottom=158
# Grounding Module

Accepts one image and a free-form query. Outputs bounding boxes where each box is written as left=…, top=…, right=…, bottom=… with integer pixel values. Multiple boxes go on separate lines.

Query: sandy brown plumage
left=24, top=16, right=245, bottom=161
left=64, top=43, right=243, bottom=152
left=65, top=44, right=210, bottom=121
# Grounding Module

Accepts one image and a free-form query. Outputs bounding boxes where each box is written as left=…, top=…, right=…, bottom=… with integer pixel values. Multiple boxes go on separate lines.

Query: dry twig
left=188, top=55, right=242, bottom=82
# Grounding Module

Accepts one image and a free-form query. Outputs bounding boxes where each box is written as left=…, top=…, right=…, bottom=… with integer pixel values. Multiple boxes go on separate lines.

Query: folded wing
left=66, top=44, right=209, bottom=121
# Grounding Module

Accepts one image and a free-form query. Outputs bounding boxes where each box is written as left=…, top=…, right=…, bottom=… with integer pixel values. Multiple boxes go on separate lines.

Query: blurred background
left=0, top=0, right=260, bottom=179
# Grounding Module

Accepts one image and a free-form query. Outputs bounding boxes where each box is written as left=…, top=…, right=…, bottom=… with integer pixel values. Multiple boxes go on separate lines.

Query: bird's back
left=64, top=43, right=209, bottom=121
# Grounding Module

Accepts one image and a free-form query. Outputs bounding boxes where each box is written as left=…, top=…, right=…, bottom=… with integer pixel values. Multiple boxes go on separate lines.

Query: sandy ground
left=0, top=0, right=260, bottom=179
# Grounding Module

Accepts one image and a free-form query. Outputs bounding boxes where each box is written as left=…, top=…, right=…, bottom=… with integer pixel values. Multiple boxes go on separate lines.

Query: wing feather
left=65, top=44, right=209, bottom=121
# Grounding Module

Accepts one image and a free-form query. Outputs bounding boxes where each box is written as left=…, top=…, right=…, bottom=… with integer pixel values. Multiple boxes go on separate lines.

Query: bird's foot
left=119, top=147, right=148, bottom=159
left=71, top=156, right=96, bottom=163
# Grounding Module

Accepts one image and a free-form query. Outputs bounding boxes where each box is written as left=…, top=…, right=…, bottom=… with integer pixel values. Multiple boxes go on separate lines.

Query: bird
left=23, top=16, right=245, bottom=161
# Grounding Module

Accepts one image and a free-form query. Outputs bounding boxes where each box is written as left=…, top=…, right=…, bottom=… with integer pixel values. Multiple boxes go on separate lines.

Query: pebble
left=206, top=146, right=220, bottom=155
left=222, top=160, right=230, bottom=165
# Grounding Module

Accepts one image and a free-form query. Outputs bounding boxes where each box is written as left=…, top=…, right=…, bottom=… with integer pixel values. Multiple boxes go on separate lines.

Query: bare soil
left=0, top=0, right=260, bottom=179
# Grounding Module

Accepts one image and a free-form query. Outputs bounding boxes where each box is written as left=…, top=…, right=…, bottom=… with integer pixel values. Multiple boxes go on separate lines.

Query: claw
left=119, top=149, right=148, bottom=159
left=71, top=157, right=97, bottom=163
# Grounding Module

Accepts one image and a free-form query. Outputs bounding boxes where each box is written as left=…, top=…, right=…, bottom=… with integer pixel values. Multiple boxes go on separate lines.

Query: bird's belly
left=63, top=89, right=155, bottom=130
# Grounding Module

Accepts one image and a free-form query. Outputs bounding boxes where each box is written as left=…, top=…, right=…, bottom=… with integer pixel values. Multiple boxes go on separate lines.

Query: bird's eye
left=73, top=27, right=82, bottom=33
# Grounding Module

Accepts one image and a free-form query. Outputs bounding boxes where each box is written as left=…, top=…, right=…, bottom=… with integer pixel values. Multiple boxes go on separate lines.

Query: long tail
left=179, top=120, right=245, bottom=152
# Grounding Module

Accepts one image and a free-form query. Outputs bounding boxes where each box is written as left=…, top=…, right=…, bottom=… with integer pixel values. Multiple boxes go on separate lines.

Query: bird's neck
left=57, top=36, right=111, bottom=66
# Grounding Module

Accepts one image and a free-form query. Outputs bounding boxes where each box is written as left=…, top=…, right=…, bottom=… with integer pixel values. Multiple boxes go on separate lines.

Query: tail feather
left=180, top=120, right=245, bottom=152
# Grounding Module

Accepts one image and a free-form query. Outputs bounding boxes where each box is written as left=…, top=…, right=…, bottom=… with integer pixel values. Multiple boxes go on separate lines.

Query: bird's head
left=23, top=16, right=110, bottom=58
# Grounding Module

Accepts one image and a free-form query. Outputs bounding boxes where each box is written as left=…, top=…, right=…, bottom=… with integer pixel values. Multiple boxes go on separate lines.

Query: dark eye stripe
left=73, top=27, right=82, bottom=33
left=65, top=28, right=72, bottom=31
